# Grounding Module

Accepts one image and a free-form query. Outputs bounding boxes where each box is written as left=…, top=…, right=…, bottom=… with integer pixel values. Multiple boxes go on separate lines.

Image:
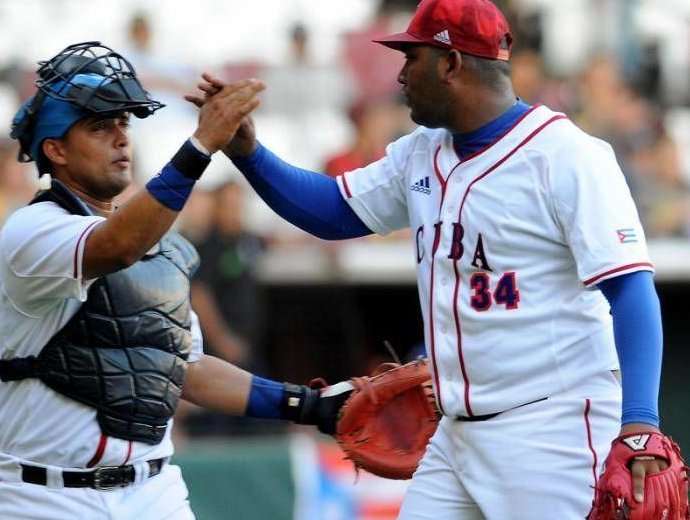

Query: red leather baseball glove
left=333, top=358, right=439, bottom=480
left=587, top=432, right=690, bottom=519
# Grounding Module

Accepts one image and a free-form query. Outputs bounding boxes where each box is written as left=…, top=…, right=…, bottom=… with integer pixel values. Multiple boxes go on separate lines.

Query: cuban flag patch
left=616, top=228, right=638, bottom=243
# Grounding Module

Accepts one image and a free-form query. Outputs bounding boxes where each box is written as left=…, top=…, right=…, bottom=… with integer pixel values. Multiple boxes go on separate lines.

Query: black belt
left=20, top=458, right=166, bottom=490
left=455, top=397, right=548, bottom=422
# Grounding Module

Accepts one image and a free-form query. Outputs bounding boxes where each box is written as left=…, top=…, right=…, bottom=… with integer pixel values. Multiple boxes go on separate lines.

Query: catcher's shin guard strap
left=281, top=383, right=320, bottom=424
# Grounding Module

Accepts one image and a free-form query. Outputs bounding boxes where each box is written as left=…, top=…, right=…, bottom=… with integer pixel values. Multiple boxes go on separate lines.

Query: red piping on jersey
left=583, top=262, right=654, bottom=286
left=86, top=434, right=108, bottom=467
left=73, top=221, right=99, bottom=279
left=428, top=146, right=445, bottom=412
left=451, top=257, right=472, bottom=415
left=428, top=254, right=442, bottom=412
left=338, top=174, right=353, bottom=199
left=452, top=104, right=542, bottom=164
left=584, top=399, right=600, bottom=504
left=428, top=145, right=467, bottom=415
left=123, top=441, right=133, bottom=464
left=432, top=146, right=448, bottom=199
left=449, top=113, right=567, bottom=417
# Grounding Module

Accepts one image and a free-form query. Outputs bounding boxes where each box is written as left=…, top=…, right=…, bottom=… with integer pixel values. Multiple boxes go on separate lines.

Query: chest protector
left=1, top=180, right=199, bottom=444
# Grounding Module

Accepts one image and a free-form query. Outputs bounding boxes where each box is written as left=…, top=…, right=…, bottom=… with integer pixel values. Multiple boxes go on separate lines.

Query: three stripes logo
left=433, top=30, right=451, bottom=46
left=411, top=176, right=431, bottom=194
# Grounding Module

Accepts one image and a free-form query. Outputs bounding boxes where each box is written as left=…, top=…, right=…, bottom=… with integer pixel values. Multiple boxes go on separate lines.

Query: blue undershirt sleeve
left=231, top=143, right=372, bottom=240
left=597, top=270, right=662, bottom=427
left=245, top=375, right=284, bottom=419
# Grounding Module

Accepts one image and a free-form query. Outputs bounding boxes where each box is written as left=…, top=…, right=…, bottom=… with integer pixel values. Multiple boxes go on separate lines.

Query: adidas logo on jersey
left=411, top=176, right=431, bottom=194
left=433, top=30, right=451, bottom=46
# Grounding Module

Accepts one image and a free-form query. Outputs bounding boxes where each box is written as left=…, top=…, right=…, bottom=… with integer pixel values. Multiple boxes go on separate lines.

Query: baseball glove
left=329, top=358, right=439, bottom=480
left=587, top=432, right=690, bottom=519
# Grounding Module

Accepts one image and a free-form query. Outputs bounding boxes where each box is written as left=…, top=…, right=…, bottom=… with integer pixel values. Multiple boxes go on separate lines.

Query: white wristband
left=189, top=135, right=212, bottom=157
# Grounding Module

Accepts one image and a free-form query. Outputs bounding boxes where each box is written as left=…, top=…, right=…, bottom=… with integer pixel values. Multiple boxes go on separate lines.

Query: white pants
left=0, top=462, right=194, bottom=520
left=399, top=370, right=621, bottom=520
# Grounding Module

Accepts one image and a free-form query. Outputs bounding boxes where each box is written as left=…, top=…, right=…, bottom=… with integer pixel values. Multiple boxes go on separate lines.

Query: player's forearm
left=231, top=143, right=372, bottom=240
left=597, top=271, right=662, bottom=427
left=182, top=354, right=253, bottom=414
left=181, top=355, right=302, bottom=418
left=83, top=190, right=179, bottom=278
left=182, top=355, right=349, bottom=433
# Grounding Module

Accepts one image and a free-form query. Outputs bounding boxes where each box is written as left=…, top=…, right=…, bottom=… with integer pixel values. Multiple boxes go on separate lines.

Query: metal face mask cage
left=11, top=41, right=164, bottom=163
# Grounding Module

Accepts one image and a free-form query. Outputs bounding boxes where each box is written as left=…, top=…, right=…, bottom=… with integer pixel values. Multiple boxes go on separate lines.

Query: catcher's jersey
left=0, top=201, right=203, bottom=468
left=336, top=105, right=652, bottom=419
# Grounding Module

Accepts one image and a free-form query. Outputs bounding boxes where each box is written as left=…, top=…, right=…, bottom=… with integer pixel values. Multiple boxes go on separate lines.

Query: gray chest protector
left=0, top=180, right=199, bottom=444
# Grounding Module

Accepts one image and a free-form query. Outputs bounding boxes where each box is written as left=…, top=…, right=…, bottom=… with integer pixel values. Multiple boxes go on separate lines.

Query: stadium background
left=1, top=0, right=689, bottom=518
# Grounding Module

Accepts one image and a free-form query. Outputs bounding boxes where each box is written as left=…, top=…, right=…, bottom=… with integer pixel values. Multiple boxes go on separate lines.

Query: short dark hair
left=460, top=53, right=511, bottom=90
left=430, top=46, right=511, bottom=91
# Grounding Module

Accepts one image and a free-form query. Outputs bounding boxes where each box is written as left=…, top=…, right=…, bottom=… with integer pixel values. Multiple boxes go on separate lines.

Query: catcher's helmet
left=10, top=41, right=164, bottom=173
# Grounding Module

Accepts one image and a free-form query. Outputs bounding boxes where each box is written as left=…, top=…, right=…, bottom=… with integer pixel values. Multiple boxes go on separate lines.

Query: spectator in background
left=261, top=20, right=353, bottom=118
left=510, top=48, right=576, bottom=113
left=610, top=85, right=689, bottom=238
left=575, top=54, right=627, bottom=136
left=322, top=95, right=415, bottom=244
left=124, top=12, right=196, bottom=112
left=191, top=180, right=267, bottom=371
left=123, top=12, right=199, bottom=183
left=0, top=138, right=36, bottom=226
left=342, top=0, right=416, bottom=106
left=179, top=180, right=275, bottom=439
left=0, top=84, right=35, bottom=227
left=259, top=21, right=354, bottom=171
left=323, top=95, right=412, bottom=177
left=575, top=54, right=689, bottom=238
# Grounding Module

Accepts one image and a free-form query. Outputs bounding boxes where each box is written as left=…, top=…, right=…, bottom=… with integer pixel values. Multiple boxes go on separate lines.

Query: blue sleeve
left=231, top=144, right=372, bottom=240
left=597, top=270, right=662, bottom=427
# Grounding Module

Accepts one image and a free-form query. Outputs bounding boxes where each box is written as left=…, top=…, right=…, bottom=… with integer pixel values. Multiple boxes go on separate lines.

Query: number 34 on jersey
left=415, top=221, right=521, bottom=312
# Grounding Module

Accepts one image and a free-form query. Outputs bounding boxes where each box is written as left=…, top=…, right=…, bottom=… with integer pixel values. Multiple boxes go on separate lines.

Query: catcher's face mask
left=10, top=41, right=164, bottom=174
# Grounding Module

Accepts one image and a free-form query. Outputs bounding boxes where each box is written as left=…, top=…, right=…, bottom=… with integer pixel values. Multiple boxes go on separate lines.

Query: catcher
left=0, top=40, right=434, bottom=520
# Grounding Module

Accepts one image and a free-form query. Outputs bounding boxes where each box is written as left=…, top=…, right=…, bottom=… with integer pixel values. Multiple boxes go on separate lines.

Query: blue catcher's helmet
left=10, top=41, right=164, bottom=174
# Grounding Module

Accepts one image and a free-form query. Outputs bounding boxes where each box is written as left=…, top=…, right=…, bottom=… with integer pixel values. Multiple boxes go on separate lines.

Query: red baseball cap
left=373, top=0, right=513, bottom=61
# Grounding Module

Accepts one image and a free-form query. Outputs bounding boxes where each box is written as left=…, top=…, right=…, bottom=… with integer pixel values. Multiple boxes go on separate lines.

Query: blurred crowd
left=1, top=0, right=689, bottom=440
left=1, top=1, right=688, bottom=236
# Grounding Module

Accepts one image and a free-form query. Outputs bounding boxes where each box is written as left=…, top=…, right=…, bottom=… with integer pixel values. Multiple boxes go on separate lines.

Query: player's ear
left=42, top=138, right=68, bottom=167
left=443, top=49, right=463, bottom=82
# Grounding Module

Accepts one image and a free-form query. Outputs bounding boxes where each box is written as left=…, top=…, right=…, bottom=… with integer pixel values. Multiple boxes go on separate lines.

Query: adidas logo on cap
left=433, top=30, right=451, bottom=45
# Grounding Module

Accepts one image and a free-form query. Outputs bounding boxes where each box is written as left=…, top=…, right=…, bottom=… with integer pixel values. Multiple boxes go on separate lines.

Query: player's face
left=49, top=114, right=133, bottom=201
left=398, top=45, right=452, bottom=129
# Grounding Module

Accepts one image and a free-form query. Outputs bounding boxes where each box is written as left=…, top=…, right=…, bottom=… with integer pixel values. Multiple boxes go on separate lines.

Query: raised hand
left=184, top=71, right=227, bottom=108
left=190, top=77, right=265, bottom=154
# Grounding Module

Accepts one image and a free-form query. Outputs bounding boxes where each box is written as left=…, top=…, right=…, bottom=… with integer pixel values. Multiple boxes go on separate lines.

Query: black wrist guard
left=171, top=140, right=211, bottom=180
left=281, top=383, right=321, bottom=425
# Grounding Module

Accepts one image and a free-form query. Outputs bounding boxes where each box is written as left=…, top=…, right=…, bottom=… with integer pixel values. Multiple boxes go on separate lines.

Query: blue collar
left=452, top=99, right=531, bottom=160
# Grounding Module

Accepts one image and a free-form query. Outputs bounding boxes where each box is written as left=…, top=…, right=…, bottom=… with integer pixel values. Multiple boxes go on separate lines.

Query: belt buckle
left=92, top=466, right=126, bottom=490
